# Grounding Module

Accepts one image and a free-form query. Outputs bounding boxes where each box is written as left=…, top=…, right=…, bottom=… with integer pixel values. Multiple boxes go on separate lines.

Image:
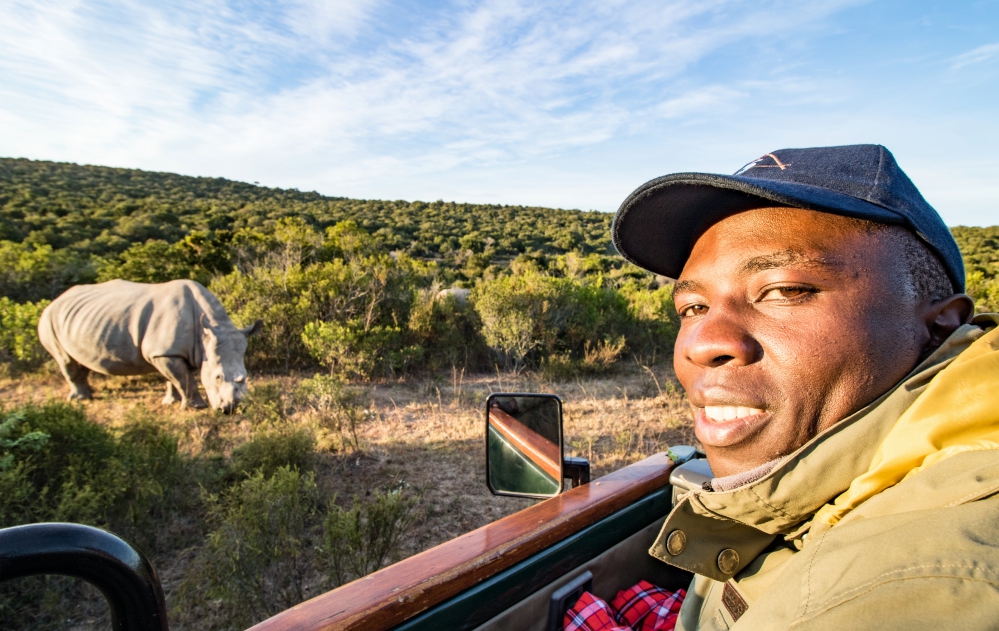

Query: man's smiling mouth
left=694, top=404, right=771, bottom=449
left=704, top=406, right=766, bottom=422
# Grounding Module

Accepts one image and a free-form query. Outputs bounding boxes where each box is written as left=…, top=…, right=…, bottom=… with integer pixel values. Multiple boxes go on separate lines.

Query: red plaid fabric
left=564, top=591, right=630, bottom=631
left=612, top=581, right=685, bottom=631
left=563, top=581, right=685, bottom=631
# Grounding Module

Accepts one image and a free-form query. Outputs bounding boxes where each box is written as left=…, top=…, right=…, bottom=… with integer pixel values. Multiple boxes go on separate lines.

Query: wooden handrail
left=247, top=452, right=675, bottom=631
left=488, top=407, right=561, bottom=480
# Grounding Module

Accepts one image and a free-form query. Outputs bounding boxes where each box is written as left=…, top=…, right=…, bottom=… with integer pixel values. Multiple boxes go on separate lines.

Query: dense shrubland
left=0, top=385, right=419, bottom=630
left=1, top=158, right=997, bottom=378
left=0, top=158, right=680, bottom=377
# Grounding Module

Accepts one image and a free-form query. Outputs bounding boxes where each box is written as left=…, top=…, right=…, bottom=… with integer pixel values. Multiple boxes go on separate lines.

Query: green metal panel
left=392, top=484, right=687, bottom=631
left=487, top=425, right=561, bottom=496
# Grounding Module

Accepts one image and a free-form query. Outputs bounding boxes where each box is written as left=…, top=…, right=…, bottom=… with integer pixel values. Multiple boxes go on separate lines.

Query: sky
left=1, top=0, right=997, bottom=226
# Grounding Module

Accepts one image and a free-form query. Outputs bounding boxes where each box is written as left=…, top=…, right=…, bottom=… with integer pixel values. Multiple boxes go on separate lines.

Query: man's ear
left=923, top=294, right=976, bottom=350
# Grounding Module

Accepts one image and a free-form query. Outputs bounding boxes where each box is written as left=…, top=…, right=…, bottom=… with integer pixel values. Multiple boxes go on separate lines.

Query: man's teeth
left=704, top=406, right=764, bottom=421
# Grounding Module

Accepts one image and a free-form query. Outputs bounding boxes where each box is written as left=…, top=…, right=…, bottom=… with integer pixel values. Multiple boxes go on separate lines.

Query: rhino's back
left=44, top=280, right=205, bottom=375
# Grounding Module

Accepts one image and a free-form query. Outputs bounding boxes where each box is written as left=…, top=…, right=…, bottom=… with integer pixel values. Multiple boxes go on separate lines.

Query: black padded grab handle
left=0, top=523, right=168, bottom=631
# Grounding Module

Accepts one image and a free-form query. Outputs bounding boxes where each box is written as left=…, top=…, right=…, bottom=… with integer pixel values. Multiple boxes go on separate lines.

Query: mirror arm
left=563, top=457, right=590, bottom=488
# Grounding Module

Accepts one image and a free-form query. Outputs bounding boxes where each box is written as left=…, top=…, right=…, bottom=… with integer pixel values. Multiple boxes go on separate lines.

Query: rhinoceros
left=38, top=279, right=262, bottom=412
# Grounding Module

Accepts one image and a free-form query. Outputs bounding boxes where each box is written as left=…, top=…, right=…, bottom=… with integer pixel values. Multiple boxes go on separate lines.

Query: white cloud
left=951, top=41, right=999, bottom=70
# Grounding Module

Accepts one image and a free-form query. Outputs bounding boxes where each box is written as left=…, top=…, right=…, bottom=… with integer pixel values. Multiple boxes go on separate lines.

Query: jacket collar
left=650, top=317, right=995, bottom=581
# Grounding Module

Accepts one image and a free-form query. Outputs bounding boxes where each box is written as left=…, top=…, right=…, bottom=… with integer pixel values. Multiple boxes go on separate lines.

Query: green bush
left=180, top=470, right=421, bottom=629
left=473, top=268, right=636, bottom=371
left=0, top=297, right=51, bottom=373
left=0, top=403, right=126, bottom=527
left=212, top=220, right=424, bottom=372
left=231, top=384, right=318, bottom=478
left=620, top=281, right=680, bottom=360
left=239, top=382, right=290, bottom=426
left=230, top=427, right=316, bottom=480
left=473, top=270, right=569, bottom=369
left=112, top=408, right=187, bottom=546
left=95, top=239, right=199, bottom=283
left=323, top=484, right=420, bottom=586
left=302, top=319, right=420, bottom=380
left=193, top=466, right=321, bottom=627
left=0, top=404, right=190, bottom=629
left=0, top=240, right=94, bottom=302
left=294, top=374, right=369, bottom=452
left=0, top=403, right=185, bottom=531
left=406, top=286, right=489, bottom=372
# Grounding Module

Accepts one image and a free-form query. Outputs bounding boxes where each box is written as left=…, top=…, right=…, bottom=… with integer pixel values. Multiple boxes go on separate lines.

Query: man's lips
left=694, top=404, right=770, bottom=448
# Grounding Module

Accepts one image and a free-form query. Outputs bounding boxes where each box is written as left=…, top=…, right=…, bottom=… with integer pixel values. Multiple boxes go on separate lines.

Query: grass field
left=0, top=364, right=695, bottom=630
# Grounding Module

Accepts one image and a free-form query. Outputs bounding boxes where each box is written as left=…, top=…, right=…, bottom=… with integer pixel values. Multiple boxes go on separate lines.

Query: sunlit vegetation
left=0, top=158, right=679, bottom=378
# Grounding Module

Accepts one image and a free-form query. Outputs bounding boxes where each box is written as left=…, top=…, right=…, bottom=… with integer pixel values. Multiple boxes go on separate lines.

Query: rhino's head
left=200, top=318, right=263, bottom=413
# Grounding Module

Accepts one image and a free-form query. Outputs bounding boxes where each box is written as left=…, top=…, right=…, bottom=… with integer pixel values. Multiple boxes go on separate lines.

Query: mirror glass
left=486, top=393, right=563, bottom=498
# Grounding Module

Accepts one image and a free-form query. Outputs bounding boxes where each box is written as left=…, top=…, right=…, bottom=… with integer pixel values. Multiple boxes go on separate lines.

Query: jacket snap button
left=717, top=548, right=740, bottom=574
left=666, top=530, right=686, bottom=555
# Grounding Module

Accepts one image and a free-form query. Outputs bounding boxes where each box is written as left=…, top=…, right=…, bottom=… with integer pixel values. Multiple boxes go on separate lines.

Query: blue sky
left=1, top=0, right=997, bottom=225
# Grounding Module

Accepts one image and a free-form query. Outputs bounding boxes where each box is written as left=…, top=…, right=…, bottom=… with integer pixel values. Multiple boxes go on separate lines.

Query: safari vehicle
left=0, top=393, right=706, bottom=631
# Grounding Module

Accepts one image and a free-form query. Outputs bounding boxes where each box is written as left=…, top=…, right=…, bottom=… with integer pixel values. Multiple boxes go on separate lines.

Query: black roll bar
left=0, top=523, right=168, bottom=631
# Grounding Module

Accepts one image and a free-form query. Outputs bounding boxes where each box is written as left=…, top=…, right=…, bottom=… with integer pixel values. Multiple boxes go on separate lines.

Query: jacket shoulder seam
left=788, top=575, right=999, bottom=627
left=944, top=480, right=999, bottom=507
left=792, top=564, right=999, bottom=625
left=800, top=530, right=827, bottom=616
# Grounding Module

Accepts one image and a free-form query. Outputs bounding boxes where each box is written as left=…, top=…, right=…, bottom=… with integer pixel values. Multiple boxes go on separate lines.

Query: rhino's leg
left=41, top=330, right=93, bottom=400
left=162, top=382, right=182, bottom=406
left=61, top=359, right=93, bottom=401
left=150, top=356, right=208, bottom=409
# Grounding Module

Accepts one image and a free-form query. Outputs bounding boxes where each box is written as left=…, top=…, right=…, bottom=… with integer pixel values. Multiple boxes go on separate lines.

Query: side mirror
left=486, top=393, right=590, bottom=499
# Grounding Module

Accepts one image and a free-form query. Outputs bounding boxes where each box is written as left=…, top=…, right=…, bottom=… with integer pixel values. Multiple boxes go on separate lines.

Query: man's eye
left=678, top=304, right=708, bottom=318
left=759, top=286, right=815, bottom=301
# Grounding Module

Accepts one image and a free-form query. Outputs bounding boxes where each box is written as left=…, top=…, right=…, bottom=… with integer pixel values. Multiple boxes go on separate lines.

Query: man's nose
left=680, top=309, right=761, bottom=368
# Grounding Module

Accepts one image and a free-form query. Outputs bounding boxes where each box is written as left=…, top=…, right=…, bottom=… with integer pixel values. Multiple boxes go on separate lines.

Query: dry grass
left=0, top=363, right=695, bottom=628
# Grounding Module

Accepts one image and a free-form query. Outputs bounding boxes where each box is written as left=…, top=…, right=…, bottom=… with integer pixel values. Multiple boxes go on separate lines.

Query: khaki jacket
left=652, top=314, right=999, bottom=630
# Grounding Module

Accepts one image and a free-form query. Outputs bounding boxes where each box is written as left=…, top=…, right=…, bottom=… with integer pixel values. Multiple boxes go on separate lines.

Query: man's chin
left=694, top=408, right=771, bottom=449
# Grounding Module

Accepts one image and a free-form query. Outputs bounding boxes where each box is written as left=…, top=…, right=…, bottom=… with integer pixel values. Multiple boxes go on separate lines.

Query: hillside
left=0, top=158, right=615, bottom=299
left=1, top=157, right=997, bottom=377
left=2, top=157, right=997, bottom=300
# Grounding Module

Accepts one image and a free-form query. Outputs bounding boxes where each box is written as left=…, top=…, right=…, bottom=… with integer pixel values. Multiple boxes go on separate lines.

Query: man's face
left=673, top=207, right=928, bottom=477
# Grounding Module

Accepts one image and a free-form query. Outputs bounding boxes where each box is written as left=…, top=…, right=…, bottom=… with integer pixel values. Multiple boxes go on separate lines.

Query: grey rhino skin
left=38, top=279, right=262, bottom=412
left=436, top=287, right=471, bottom=307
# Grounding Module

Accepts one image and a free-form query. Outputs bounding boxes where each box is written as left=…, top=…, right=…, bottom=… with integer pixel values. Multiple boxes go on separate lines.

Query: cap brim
left=612, top=172, right=907, bottom=279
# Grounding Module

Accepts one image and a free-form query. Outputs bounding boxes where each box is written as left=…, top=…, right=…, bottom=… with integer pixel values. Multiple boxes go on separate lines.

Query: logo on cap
left=735, top=153, right=791, bottom=175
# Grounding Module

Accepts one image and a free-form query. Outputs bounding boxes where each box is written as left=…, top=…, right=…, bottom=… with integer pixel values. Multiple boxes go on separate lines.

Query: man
left=612, top=145, right=999, bottom=629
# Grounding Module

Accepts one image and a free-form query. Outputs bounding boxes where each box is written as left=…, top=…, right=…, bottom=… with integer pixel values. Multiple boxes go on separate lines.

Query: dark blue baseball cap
left=612, top=144, right=965, bottom=292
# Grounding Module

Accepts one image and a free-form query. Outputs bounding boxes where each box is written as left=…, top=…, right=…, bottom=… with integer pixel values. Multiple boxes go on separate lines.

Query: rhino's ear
left=240, top=319, right=263, bottom=338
